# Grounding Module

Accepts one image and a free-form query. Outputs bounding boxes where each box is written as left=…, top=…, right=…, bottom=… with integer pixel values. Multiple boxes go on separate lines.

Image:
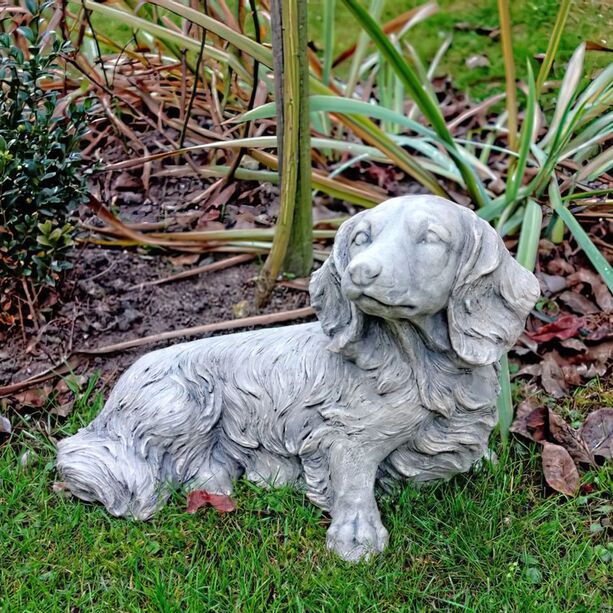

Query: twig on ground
left=21, top=280, right=40, bottom=332
left=0, top=307, right=315, bottom=398
left=278, top=279, right=310, bottom=291
left=129, top=254, right=255, bottom=290
left=75, top=306, right=315, bottom=355
left=0, top=357, right=81, bottom=398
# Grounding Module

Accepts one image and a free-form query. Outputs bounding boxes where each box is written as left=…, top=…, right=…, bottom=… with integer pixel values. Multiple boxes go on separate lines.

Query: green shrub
left=0, top=1, right=91, bottom=293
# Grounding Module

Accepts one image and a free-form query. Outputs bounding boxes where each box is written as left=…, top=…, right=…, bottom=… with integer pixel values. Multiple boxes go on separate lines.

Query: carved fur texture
left=57, top=196, right=540, bottom=562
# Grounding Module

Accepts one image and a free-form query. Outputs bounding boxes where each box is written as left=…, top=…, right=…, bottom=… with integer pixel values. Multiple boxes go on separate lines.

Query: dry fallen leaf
left=568, top=269, right=613, bottom=313
left=542, top=443, right=580, bottom=496
left=537, top=273, right=567, bottom=295
left=169, top=254, right=201, bottom=267
left=52, top=481, right=73, bottom=497
left=511, top=403, right=548, bottom=442
left=548, top=412, right=595, bottom=465
left=546, top=257, right=575, bottom=276
left=558, top=291, right=599, bottom=315
left=527, top=315, right=585, bottom=343
left=465, top=55, right=490, bottom=69
left=586, top=318, right=613, bottom=341
left=12, top=385, right=53, bottom=408
left=540, top=352, right=568, bottom=398
left=560, top=364, right=583, bottom=387
left=511, top=404, right=595, bottom=467
left=50, top=402, right=75, bottom=418
left=580, top=409, right=613, bottom=459
left=559, top=338, right=587, bottom=352
left=232, top=300, right=250, bottom=319
left=186, top=490, right=236, bottom=514
left=510, top=399, right=542, bottom=440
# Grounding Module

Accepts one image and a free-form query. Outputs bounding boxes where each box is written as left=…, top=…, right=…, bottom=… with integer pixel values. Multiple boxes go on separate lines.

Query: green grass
left=1, top=380, right=612, bottom=612
left=81, top=0, right=612, bottom=101
left=309, top=0, right=612, bottom=99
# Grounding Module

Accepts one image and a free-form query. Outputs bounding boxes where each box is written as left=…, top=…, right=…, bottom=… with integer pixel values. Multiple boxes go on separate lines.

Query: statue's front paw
left=326, top=507, right=389, bottom=562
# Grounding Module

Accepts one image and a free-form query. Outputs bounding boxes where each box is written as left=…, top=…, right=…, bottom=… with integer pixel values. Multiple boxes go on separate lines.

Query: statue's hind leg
left=185, top=443, right=241, bottom=496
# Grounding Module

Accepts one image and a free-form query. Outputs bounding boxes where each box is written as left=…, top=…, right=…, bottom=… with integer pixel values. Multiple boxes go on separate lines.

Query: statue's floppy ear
left=447, top=214, right=540, bottom=366
left=310, top=217, right=365, bottom=355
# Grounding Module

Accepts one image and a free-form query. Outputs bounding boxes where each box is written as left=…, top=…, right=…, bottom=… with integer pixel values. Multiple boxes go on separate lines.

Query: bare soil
left=0, top=169, right=315, bottom=388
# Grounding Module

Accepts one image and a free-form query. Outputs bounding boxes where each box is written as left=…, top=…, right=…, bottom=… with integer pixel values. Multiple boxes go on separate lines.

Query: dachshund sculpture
left=57, top=195, right=540, bottom=561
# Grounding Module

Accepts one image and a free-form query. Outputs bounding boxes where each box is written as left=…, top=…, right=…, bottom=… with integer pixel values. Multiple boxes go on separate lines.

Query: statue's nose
left=348, top=260, right=382, bottom=287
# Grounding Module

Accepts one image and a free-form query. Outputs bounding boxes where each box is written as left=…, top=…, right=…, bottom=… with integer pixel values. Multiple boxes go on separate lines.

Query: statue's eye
left=420, top=229, right=444, bottom=244
left=353, top=231, right=370, bottom=246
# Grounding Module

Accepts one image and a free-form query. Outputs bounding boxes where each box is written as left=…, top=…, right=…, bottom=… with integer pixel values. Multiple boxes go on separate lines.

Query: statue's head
left=310, top=195, right=539, bottom=366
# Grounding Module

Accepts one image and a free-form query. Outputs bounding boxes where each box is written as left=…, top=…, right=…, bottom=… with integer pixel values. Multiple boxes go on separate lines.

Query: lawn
left=84, top=0, right=613, bottom=100
left=1, top=380, right=612, bottom=612
left=309, top=0, right=612, bottom=99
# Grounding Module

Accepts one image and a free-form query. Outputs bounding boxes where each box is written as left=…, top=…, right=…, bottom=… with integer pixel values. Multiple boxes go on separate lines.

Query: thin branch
left=76, top=307, right=315, bottom=355
left=129, top=254, right=254, bottom=290
left=179, top=14, right=207, bottom=148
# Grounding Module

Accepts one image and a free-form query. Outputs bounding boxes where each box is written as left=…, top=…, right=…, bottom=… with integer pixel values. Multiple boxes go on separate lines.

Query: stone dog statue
left=57, top=195, right=540, bottom=562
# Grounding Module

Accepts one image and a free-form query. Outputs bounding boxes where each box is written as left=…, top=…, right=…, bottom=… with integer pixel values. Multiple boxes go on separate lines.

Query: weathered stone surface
left=57, top=196, right=540, bottom=562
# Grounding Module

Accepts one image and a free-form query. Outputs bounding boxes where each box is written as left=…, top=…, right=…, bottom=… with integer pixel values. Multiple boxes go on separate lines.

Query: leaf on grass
left=540, top=352, right=568, bottom=398
left=542, top=443, right=580, bottom=496
left=187, top=490, right=236, bottom=514
left=580, top=409, right=613, bottom=459
left=465, top=55, right=490, bottom=69
left=510, top=400, right=545, bottom=440
left=50, top=402, right=74, bottom=418
left=12, top=385, right=52, bottom=408
left=527, top=315, right=585, bottom=343
left=52, top=481, right=73, bottom=497
left=511, top=403, right=552, bottom=443
left=511, top=404, right=594, bottom=465
left=548, top=412, right=595, bottom=465
left=585, top=41, right=613, bottom=52
left=526, top=405, right=550, bottom=442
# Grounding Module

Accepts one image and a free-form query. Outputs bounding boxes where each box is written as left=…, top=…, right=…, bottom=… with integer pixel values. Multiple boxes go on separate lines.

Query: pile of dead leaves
left=513, top=235, right=613, bottom=398
left=511, top=402, right=612, bottom=496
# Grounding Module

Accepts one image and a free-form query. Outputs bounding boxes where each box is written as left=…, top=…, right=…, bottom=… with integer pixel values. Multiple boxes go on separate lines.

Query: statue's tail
left=56, top=430, right=167, bottom=520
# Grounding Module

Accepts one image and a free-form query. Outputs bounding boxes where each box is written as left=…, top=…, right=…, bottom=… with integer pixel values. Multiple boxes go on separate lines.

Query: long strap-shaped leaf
left=96, top=0, right=446, bottom=198
left=81, top=0, right=251, bottom=82
left=497, top=0, right=518, bottom=151
left=549, top=179, right=613, bottom=293
left=515, top=200, right=543, bottom=273
left=340, top=0, right=489, bottom=208
left=238, top=96, right=436, bottom=138
left=535, top=0, right=571, bottom=95
left=505, top=62, right=536, bottom=205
